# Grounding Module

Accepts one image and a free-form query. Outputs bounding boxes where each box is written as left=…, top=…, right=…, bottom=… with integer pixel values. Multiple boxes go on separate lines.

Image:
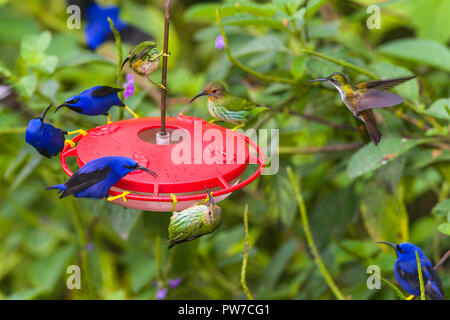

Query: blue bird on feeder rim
left=377, top=241, right=445, bottom=300
left=25, top=104, right=87, bottom=158
left=46, top=156, right=157, bottom=203
left=56, top=86, right=139, bottom=124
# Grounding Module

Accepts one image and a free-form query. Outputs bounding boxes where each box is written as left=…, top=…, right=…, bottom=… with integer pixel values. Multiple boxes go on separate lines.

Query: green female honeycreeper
left=307, top=72, right=415, bottom=146
left=190, top=81, right=270, bottom=131
left=168, top=188, right=222, bottom=249
left=121, top=41, right=169, bottom=89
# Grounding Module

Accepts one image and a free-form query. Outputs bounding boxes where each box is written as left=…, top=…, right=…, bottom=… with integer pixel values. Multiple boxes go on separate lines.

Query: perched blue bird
left=378, top=242, right=445, bottom=300
left=25, top=104, right=74, bottom=158
left=46, top=156, right=157, bottom=202
left=56, top=86, right=138, bottom=123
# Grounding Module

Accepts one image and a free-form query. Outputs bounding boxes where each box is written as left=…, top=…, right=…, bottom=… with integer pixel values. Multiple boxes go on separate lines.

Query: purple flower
left=215, top=35, right=225, bottom=49
left=156, top=288, right=168, bottom=300
left=168, top=278, right=182, bottom=289
left=123, top=74, right=135, bottom=99
left=86, top=243, right=94, bottom=250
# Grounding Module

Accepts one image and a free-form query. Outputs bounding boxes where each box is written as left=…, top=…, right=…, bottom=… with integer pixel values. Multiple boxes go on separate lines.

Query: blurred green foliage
left=0, top=0, right=449, bottom=300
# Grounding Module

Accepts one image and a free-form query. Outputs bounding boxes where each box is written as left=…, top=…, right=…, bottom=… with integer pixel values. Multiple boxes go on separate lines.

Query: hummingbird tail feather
left=363, top=120, right=382, bottom=145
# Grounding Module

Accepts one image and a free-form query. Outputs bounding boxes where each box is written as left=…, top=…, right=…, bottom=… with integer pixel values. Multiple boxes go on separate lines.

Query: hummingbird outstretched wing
left=91, top=86, right=124, bottom=97
left=355, top=89, right=404, bottom=112
left=357, top=75, right=416, bottom=91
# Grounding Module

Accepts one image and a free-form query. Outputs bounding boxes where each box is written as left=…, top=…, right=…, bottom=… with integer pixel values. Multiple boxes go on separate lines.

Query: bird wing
left=91, top=86, right=124, bottom=97
left=355, top=89, right=404, bottom=112
left=225, top=95, right=258, bottom=111
left=60, top=166, right=111, bottom=198
left=168, top=206, right=206, bottom=246
left=357, top=75, right=416, bottom=90
left=422, top=266, right=445, bottom=299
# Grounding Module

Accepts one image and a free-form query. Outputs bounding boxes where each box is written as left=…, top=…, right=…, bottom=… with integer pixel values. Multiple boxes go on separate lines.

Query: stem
left=216, top=8, right=297, bottom=85
left=108, top=17, right=125, bottom=121
left=434, top=250, right=450, bottom=270
left=301, top=49, right=377, bottom=79
left=0, top=127, right=26, bottom=135
left=415, top=251, right=426, bottom=300
left=380, top=277, right=407, bottom=300
left=241, top=204, right=254, bottom=300
left=286, top=166, right=345, bottom=300
left=160, top=0, right=171, bottom=134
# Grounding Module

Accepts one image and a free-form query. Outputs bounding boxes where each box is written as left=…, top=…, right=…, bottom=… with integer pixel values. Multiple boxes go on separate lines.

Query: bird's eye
left=212, top=89, right=217, bottom=93
left=397, top=246, right=406, bottom=254
left=67, top=98, right=80, bottom=105
left=124, top=164, right=138, bottom=170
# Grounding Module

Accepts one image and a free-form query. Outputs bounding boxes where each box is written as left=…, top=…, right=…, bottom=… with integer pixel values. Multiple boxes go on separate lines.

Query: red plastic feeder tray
left=59, top=115, right=265, bottom=212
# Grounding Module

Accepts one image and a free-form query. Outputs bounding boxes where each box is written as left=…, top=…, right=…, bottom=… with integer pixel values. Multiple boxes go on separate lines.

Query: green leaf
left=20, top=31, right=52, bottom=65
left=347, top=137, right=423, bottom=179
left=360, top=182, right=409, bottom=244
left=15, top=74, right=37, bottom=98
left=7, top=287, right=47, bottom=300
left=124, top=250, right=157, bottom=293
left=233, top=35, right=286, bottom=57
left=0, top=59, right=12, bottom=78
left=291, top=55, right=307, bottom=79
left=305, top=0, right=327, bottom=20
left=222, top=14, right=285, bottom=30
left=432, top=199, right=450, bottom=217
left=106, top=204, right=142, bottom=240
left=437, top=223, right=450, bottom=236
left=36, top=55, right=58, bottom=74
left=420, top=98, right=450, bottom=121
left=379, top=38, right=450, bottom=72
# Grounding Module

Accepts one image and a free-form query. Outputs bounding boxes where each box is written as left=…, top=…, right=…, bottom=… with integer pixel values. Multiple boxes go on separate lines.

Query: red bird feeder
left=60, top=116, right=265, bottom=212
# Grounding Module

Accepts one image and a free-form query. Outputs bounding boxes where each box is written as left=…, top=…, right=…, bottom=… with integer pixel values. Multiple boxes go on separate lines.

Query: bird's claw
left=124, top=105, right=140, bottom=119
left=232, top=124, right=245, bottom=131
left=64, top=139, right=76, bottom=148
left=67, top=129, right=88, bottom=136
left=107, top=191, right=131, bottom=203
left=406, top=295, right=415, bottom=300
left=107, top=114, right=112, bottom=124
left=170, top=193, right=178, bottom=212
left=208, top=119, right=218, bottom=124
left=196, top=192, right=212, bottom=205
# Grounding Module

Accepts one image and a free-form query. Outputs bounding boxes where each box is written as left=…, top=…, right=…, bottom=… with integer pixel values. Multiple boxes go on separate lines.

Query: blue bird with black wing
left=46, top=156, right=157, bottom=203
left=378, top=241, right=445, bottom=300
left=56, top=86, right=139, bottom=123
left=25, top=104, right=85, bottom=158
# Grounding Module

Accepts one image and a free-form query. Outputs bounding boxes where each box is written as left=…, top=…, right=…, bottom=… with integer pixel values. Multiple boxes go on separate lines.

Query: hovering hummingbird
left=25, top=104, right=86, bottom=158
left=377, top=241, right=445, bottom=300
left=190, top=81, right=270, bottom=131
left=168, top=188, right=222, bottom=249
left=121, top=41, right=169, bottom=90
left=56, top=86, right=139, bottom=123
left=307, top=72, right=415, bottom=145
left=46, top=156, right=157, bottom=202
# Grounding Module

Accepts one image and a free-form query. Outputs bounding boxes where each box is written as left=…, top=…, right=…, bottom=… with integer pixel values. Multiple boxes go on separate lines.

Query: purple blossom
left=215, top=35, right=225, bottom=49
left=86, top=243, right=94, bottom=250
left=168, top=278, right=182, bottom=289
left=156, top=288, right=168, bottom=300
left=123, top=73, right=135, bottom=99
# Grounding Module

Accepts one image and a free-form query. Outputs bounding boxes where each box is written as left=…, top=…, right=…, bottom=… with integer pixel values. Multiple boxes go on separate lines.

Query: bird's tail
left=251, top=105, right=272, bottom=116
left=360, top=111, right=382, bottom=146
left=46, top=184, right=66, bottom=198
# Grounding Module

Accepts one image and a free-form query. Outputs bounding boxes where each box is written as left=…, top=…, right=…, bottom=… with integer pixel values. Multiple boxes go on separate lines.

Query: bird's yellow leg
left=170, top=193, right=178, bottom=212
left=150, top=51, right=171, bottom=61
left=149, top=78, right=167, bottom=90
left=196, top=192, right=212, bottom=205
left=107, top=114, right=112, bottom=124
left=406, top=295, right=415, bottom=300
left=107, top=191, right=131, bottom=203
left=64, top=139, right=76, bottom=148
left=232, top=123, right=245, bottom=131
left=124, top=105, right=139, bottom=119
left=208, top=119, right=218, bottom=124
left=67, top=129, right=88, bottom=136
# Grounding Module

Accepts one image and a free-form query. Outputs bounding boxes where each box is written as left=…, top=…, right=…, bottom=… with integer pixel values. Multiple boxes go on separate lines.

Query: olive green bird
left=190, top=81, right=270, bottom=131
left=168, top=188, right=222, bottom=249
left=307, top=72, right=415, bottom=145
left=121, top=41, right=169, bottom=89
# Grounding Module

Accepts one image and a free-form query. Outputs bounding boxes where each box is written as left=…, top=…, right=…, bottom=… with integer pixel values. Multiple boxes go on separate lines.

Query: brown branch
left=434, top=250, right=450, bottom=270
left=279, top=142, right=364, bottom=154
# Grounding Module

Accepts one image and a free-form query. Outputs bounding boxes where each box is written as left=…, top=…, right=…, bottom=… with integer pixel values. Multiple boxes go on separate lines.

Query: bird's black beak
left=306, top=78, right=329, bottom=84
left=39, top=103, right=53, bottom=129
left=204, top=186, right=215, bottom=210
left=55, top=103, right=69, bottom=113
left=136, top=166, right=158, bottom=179
left=121, top=56, right=130, bottom=70
left=190, top=92, right=208, bottom=104
left=377, top=241, right=398, bottom=250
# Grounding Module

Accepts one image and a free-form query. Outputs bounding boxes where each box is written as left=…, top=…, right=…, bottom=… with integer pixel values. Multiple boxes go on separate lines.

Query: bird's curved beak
left=55, top=103, right=69, bottom=113
left=190, top=92, right=208, bottom=104
left=39, top=103, right=53, bottom=129
left=121, top=56, right=130, bottom=70
left=377, top=241, right=397, bottom=250
left=306, top=78, right=329, bottom=84
left=204, top=186, right=215, bottom=212
left=136, top=166, right=158, bottom=179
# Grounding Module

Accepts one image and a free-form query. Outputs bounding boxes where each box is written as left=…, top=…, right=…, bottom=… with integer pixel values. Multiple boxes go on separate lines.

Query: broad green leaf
left=360, top=182, right=409, bottom=245
left=222, top=14, right=285, bottom=30
left=58, top=51, right=113, bottom=68
left=123, top=250, right=157, bottom=293
left=0, top=59, right=12, bottom=78
left=420, top=98, right=450, bottom=121
left=10, top=152, right=42, bottom=191
left=437, top=223, right=450, bottom=236
left=379, top=38, right=450, bottom=72
left=291, top=55, right=307, bottom=79
left=20, top=31, right=52, bottom=65
left=15, top=74, right=37, bottom=98
left=305, top=0, right=327, bottom=20
left=106, top=204, right=142, bottom=240
left=432, top=199, right=450, bottom=217
left=35, top=55, right=58, bottom=74
left=233, top=35, right=286, bottom=57
left=372, top=63, right=418, bottom=102
left=273, top=0, right=302, bottom=14
left=347, top=137, right=423, bottom=179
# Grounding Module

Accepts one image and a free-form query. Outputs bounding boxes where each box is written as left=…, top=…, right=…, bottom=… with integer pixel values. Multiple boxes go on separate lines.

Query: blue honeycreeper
left=56, top=86, right=125, bottom=119
left=25, top=104, right=67, bottom=158
left=46, top=156, right=157, bottom=200
left=84, top=2, right=127, bottom=50
left=378, top=242, right=445, bottom=300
